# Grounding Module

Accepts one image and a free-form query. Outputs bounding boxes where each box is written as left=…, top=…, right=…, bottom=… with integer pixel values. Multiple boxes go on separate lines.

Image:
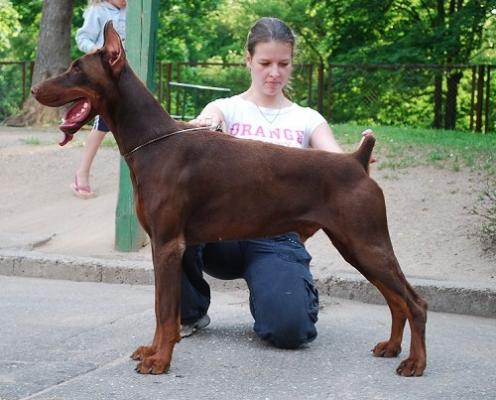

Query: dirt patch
left=1, top=126, right=494, bottom=284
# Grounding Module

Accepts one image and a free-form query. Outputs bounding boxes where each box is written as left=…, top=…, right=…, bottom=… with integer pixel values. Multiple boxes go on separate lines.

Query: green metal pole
left=115, top=0, right=159, bottom=252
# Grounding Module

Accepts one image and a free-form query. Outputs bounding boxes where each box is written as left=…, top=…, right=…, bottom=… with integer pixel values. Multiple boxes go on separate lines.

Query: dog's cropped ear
left=102, top=21, right=126, bottom=77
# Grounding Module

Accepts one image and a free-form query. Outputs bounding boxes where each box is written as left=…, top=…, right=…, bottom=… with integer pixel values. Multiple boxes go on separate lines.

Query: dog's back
left=128, top=129, right=376, bottom=244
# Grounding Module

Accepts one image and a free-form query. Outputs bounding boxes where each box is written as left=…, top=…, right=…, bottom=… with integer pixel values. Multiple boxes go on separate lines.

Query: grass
left=20, top=136, right=42, bottom=145
left=332, top=123, right=496, bottom=174
left=72, top=134, right=118, bottom=149
left=101, top=135, right=117, bottom=148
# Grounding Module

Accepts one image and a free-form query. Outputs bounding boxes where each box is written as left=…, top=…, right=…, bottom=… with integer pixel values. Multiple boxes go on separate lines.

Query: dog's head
left=31, top=22, right=126, bottom=146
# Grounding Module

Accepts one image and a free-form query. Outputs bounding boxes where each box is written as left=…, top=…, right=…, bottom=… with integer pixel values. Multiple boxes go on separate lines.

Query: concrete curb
left=1, top=250, right=495, bottom=319
left=316, top=273, right=496, bottom=319
left=0, top=250, right=154, bottom=285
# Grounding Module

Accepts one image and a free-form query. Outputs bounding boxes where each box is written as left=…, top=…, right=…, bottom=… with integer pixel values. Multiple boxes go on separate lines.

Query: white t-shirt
left=211, top=96, right=327, bottom=149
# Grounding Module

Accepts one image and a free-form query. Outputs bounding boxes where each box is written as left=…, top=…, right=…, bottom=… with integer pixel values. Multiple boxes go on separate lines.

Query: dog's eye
left=72, top=63, right=82, bottom=74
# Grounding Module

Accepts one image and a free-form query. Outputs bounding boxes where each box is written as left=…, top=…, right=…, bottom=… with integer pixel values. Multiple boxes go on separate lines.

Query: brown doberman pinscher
left=31, top=22, right=427, bottom=377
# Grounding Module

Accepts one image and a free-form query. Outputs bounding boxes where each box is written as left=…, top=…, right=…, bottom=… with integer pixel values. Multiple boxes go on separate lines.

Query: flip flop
left=70, top=175, right=96, bottom=199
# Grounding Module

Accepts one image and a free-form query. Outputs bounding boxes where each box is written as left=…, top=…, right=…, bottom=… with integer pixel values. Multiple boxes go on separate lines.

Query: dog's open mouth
left=59, top=98, right=92, bottom=146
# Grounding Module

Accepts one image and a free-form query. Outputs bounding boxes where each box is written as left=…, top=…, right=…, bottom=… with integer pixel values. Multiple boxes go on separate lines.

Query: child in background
left=71, top=0, right=127, bottom=199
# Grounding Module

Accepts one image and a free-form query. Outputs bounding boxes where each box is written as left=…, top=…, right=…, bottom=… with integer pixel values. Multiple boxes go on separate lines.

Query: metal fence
left=166, top=81, right=230, bottom=120
left=2, top=60, right=494, bottom=132
left=156, top=62, right=494, bottom=133
left=326, top=63, right=493, bottom=133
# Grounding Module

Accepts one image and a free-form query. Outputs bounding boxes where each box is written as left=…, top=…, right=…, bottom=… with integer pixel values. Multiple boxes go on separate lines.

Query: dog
left=31, top=22, right=427, bottom=377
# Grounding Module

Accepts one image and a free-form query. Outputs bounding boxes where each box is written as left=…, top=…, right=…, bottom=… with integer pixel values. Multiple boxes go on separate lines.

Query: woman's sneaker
left=180, top=314, right=211, bottom=338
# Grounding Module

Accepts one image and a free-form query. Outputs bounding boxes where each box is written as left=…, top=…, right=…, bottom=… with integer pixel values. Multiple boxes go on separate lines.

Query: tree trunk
left=475, top=65, right=485, bottom=132
left=432, top=0, right=445, bottom=129
left=433, top=71, right=443, bottom=129
left=6, top=0, right=74, bottom=127
left=444, top=71, right=463, bottom=130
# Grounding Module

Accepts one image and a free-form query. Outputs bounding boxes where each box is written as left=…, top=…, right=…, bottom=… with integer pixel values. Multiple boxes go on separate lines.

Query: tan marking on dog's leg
left=135, top=238, right=184, bottom=374
left=323, top=227, right=427, bottom=377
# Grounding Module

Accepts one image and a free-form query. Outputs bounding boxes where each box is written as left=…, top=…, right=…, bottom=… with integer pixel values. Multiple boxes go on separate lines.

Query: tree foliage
left=157, top=0, right=227, bottom=62
left=6, top=0, right=43, bottom=60
left=0, top=0, right=21, bottom=57
left=0, top=0, right=494, bottom=128
left=309, top=0, right=494, bottom=64
left=3, top=0, right=494, bottom=64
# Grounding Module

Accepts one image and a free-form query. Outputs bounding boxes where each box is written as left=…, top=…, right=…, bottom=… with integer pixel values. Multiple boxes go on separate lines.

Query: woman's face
left=246, top=40, right=293, bottom=98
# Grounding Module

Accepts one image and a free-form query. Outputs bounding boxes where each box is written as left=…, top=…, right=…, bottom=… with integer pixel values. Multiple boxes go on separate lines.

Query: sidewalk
left=3, top=275, right=495, bottom=400
left=1, top=126, right=495, bottom=318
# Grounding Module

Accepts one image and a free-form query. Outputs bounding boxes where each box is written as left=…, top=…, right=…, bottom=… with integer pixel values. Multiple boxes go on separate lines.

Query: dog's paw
left=372, top=340, right=401, bottom=358
left=396, top=357, right=426, bottom=377
left=135, top=355, right=170, bottom=374
left=131, top=345, right=155, bottom=361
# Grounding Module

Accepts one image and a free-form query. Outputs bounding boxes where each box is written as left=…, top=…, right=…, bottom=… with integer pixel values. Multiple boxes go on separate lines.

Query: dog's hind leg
left=325, top=227, right=427, bottom=376
left=322, top=183, right=427, bottom=376
left=133, top=236, right=184, bottom=374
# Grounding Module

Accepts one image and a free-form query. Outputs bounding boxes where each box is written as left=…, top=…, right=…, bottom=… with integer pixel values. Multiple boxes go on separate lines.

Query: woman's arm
left=309, top=122, right=343, bottom=153
left=189, top=103, right=225, bottom=129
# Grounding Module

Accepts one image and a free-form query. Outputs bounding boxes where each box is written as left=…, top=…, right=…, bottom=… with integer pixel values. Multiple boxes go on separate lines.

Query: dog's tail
left=352, top=132, right=375, bottom=174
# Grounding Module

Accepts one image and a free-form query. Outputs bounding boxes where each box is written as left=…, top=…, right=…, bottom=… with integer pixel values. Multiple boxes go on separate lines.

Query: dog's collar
left=123, top=126, right=212, bottom=158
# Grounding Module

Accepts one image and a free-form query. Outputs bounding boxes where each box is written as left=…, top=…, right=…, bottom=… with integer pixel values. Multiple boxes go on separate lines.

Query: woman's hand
left=189, top=104, right=225, bottom=130
left=360, top=128, right=377, bottom=164
left=189, top=114, right=222, bottom=129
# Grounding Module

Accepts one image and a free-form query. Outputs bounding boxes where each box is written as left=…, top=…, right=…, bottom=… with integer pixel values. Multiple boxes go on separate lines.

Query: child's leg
left=73, top=116, right=109, bottom=196
left=75, top=128, right=105, bottom=188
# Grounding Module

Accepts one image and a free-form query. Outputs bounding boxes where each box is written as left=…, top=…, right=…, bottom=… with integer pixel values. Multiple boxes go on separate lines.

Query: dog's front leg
left=134, top=238, right=184, bottom=374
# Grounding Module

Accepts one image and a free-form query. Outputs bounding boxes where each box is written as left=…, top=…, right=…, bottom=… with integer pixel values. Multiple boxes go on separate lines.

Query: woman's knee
left=252, top=278, right=319, bottom=349
left=243, top=235, right=319, bottom=348
left=257, top=314, right=318, bottom=349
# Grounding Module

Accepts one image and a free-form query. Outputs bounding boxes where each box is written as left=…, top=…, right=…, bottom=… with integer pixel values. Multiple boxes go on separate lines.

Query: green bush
left=0, top=63, right=25, bottom=121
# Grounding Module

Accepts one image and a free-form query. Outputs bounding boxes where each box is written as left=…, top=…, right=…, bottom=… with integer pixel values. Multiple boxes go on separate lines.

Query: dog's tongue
left=58, top=98, right=91, bottom=145
left=58, top=132, right=74, bottom=146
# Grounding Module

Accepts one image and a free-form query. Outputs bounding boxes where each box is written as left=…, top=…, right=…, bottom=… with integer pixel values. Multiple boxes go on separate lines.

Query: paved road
left=1, top=276, right=495, bottom=400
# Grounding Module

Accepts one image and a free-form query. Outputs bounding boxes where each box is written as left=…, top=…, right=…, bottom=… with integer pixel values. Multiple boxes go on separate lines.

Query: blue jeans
left=181, top=233, right=319, bottom=349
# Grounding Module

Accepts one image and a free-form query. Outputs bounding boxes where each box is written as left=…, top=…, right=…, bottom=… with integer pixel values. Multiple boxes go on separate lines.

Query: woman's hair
left=245, top=17, right=296, bottom=57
